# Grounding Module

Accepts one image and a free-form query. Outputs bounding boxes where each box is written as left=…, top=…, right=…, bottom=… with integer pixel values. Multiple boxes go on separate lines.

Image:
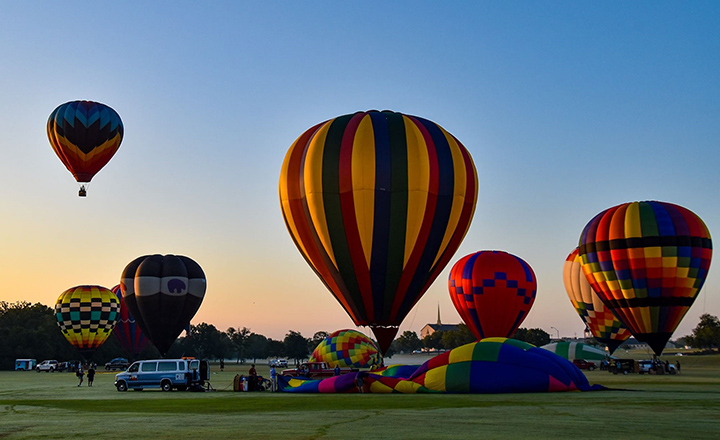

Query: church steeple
left=437, top=303, right=442, bottom=325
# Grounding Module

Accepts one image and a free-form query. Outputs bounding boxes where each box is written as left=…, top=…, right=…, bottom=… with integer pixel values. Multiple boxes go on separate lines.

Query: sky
left=0, top=1, right=718, bottom=342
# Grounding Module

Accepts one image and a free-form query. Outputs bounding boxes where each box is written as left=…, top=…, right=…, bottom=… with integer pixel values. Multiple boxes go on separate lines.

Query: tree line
left=2, top=301, right=717, bottom=370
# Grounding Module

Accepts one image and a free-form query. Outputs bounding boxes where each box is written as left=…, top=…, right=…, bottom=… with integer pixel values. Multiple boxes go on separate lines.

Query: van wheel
left=161, top=380, right=172, bottom=392
left=588, top=365, right=595, bottom=371
left=116, top=381, right=128, bottom=392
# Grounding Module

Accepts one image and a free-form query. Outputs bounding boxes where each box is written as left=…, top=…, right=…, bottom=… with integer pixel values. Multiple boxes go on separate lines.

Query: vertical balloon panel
left=280, top=110, right=478, bottom=353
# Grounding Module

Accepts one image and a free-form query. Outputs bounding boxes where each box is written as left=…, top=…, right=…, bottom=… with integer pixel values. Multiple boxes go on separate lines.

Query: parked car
left=572, top=359, right=597, bottom=371
left=268, top=359, right=288, bottom=368
left=638, top=360, right=677, bottom=375
left=36, top=360, right=59, bottom=372
left=105, top=357, right=130, bottom=371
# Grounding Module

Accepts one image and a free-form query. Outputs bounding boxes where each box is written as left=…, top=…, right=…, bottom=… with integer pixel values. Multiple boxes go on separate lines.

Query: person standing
left=248, top=364, right=257, bottom=391
left=220, top=359, right=225, bottom=371
left=87, top=365, right=96, bottom=387
left=76, top=366, right=84, bottom=387
left=270, top=366, right=277, bottom=392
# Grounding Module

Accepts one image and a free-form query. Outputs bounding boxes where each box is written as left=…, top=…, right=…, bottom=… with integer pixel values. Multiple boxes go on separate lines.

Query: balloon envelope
left=563, top=247, right=630, bottom=354
left=120, top=254, right=206, bottom=355
left=55, top=285, right=119, bottom=352
left=111, top=284, right=150, bottom=356
left=310, top=329, right=381, bottom=368
left=47, top=100, right=123, bottom=185
left=578, top=201, right=712, bottom=355
left=279, top=110, right=478, bottom=354
left=449, top=251, right=537, bottom=340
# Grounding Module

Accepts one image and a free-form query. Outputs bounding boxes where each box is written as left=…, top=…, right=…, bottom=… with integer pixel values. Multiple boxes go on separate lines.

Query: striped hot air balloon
left=47, top=100, right=123, bottom=196
left=578, top=201, right=712, bottom=355
left=563, top=247, right=630, bottom=354
left=279, top=110, right=478, bottom=353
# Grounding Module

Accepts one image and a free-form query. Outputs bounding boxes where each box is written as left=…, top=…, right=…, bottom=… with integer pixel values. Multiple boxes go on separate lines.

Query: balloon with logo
left=47, top=100, right=123, bottom=196
left=120, top=254, right=206, bottom=356
left=310, top=329, right=381, bottom=368
left=578, top=201, right=712, bottom=355
left=55, top=285, right=120, bottom=352
left=448, top=251, right=537, bottom=340
left=279, top=110, right=478, bottom=354
left=111, top=284, right=150, bottom=356
left=563, top=248, right=630, bottom=354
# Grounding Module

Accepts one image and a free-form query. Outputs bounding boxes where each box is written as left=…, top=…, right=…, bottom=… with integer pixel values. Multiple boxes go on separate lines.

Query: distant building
left=420, top=305, right=460, bottom=339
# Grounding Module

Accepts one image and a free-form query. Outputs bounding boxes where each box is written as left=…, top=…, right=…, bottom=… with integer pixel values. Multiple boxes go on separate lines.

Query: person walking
left=76, top=366, right=84, bottom=387
left=87, top=365, right=96, bottom=387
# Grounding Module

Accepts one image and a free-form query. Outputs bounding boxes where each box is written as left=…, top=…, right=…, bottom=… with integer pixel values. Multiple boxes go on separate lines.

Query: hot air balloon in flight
left=111, top=284, right=150, bottom=356
left=563, top=248, right=630, bottom=354
left=578, top=201, right=712, bottom=355
left=120, top=254, right=206, bottom=356
left=55, top=285, right=120, bottom=352
left=448, top=251, right=537, bottom=340
left=279, top=110, right=478, bottom=354
left=47, top=100, right=123, bottom=196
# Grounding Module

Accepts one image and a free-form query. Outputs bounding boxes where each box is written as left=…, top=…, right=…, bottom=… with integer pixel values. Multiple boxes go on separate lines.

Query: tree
left=512, top=328, right=550, bottom=347
left=395, top=331, right=423, bottom=353
left=311, top=331, right=329, bottom=350
left=226, top=326, right=251, bottom=363
left=441, top=324, right=476, bottom=349
left=284, top=330, right=310, bottom=364
left=685, top=314, right=720, bottom=349
left=245, top=333, right=269, bottom=363
left=266, top=339, right=285, bottom=358
left=423, top=331, right=444, bottom=351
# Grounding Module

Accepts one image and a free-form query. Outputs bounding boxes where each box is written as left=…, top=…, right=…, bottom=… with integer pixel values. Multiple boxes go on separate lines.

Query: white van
left=114, top=359, right=208, bottom=391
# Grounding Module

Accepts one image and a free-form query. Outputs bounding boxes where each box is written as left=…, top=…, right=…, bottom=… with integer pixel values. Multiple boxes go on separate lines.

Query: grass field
left=1, top=352, right=719, bottom=439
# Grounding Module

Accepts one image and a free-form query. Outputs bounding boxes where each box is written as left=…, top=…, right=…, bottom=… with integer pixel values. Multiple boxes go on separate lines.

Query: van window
left=128, top=363, right=140, bottom=373
left=189, top=360, right=200, bottom=370
left=141, top=362, right=157, bottom=372
left=158, top=361, right=177, bottom=371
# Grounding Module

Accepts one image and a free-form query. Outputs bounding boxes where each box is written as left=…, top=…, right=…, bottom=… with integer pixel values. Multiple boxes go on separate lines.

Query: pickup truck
left=281, top=362, right=358, bottom=378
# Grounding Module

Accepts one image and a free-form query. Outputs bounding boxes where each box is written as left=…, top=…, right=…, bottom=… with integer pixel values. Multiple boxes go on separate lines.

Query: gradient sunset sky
left=0, top=1, right=717, bottom=341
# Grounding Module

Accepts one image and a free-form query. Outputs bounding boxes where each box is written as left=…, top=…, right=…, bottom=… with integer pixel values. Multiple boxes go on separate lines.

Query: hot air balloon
left=279, top=110, right=478, bottom=354
left=120, top=254, right=206, bottom=356
left=111, top=284, right=150, bottom=356
left=310, top=329, right=381, bottom=368
left=55, top=285, right=120, bottom=352
left=448, top=251, right=537, bottom=340
left=47, top=100, right=123, bottom=196
left=563, top=248, right=630, bottom=354
left=578, top=201, right=712, bottom=355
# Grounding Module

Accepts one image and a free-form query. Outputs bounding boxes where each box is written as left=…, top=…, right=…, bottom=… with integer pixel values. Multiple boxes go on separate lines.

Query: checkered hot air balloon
left=279, top=110, right=478, bottom=354
left=448, top=251, right=537, bottom=340
left=578, top=201, right=712, bottom=355
left=563, top=248, right=630, bottom=354
left=55, top=285, right=120, bottom=352
left=47, top=100, right=123, bottom=196
left=310, top=329, right=381, bottom=368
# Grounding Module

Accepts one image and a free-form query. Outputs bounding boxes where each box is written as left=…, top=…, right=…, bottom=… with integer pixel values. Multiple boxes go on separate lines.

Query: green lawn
left=1, top=354, right=718, bottom=439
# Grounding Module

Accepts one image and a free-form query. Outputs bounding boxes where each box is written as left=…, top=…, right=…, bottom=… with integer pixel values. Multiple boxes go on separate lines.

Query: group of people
left=76, top=362, right=96, bottom=387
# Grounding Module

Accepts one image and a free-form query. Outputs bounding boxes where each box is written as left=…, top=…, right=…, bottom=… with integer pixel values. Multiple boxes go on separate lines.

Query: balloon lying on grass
left=279, top=338, right=602, bottom=393
left=310, top=329, right=381, bottom=368
left=578, top=201, right=712, bottom=355
left=120, top=254, right=206, bottom=356
left=111, top=284, right=150, bottom=356
left=55, top=285, right=120, bottom=352
left=448, top=251, right=537, bottom=340
left=279, top=110, right=478, bottom=354
left=541, top=341, right=615, bottom=363
left=563, top=247, right=629, bottom=354
left=47, top=100, right=123, bottom=196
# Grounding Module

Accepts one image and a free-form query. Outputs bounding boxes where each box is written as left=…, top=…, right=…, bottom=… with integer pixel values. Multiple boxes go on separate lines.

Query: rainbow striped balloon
left=279, top=110, right=478, bottom=353
left=310, top=329, right=380, bottom=368
left=578, top=201, right=712, bottom=355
